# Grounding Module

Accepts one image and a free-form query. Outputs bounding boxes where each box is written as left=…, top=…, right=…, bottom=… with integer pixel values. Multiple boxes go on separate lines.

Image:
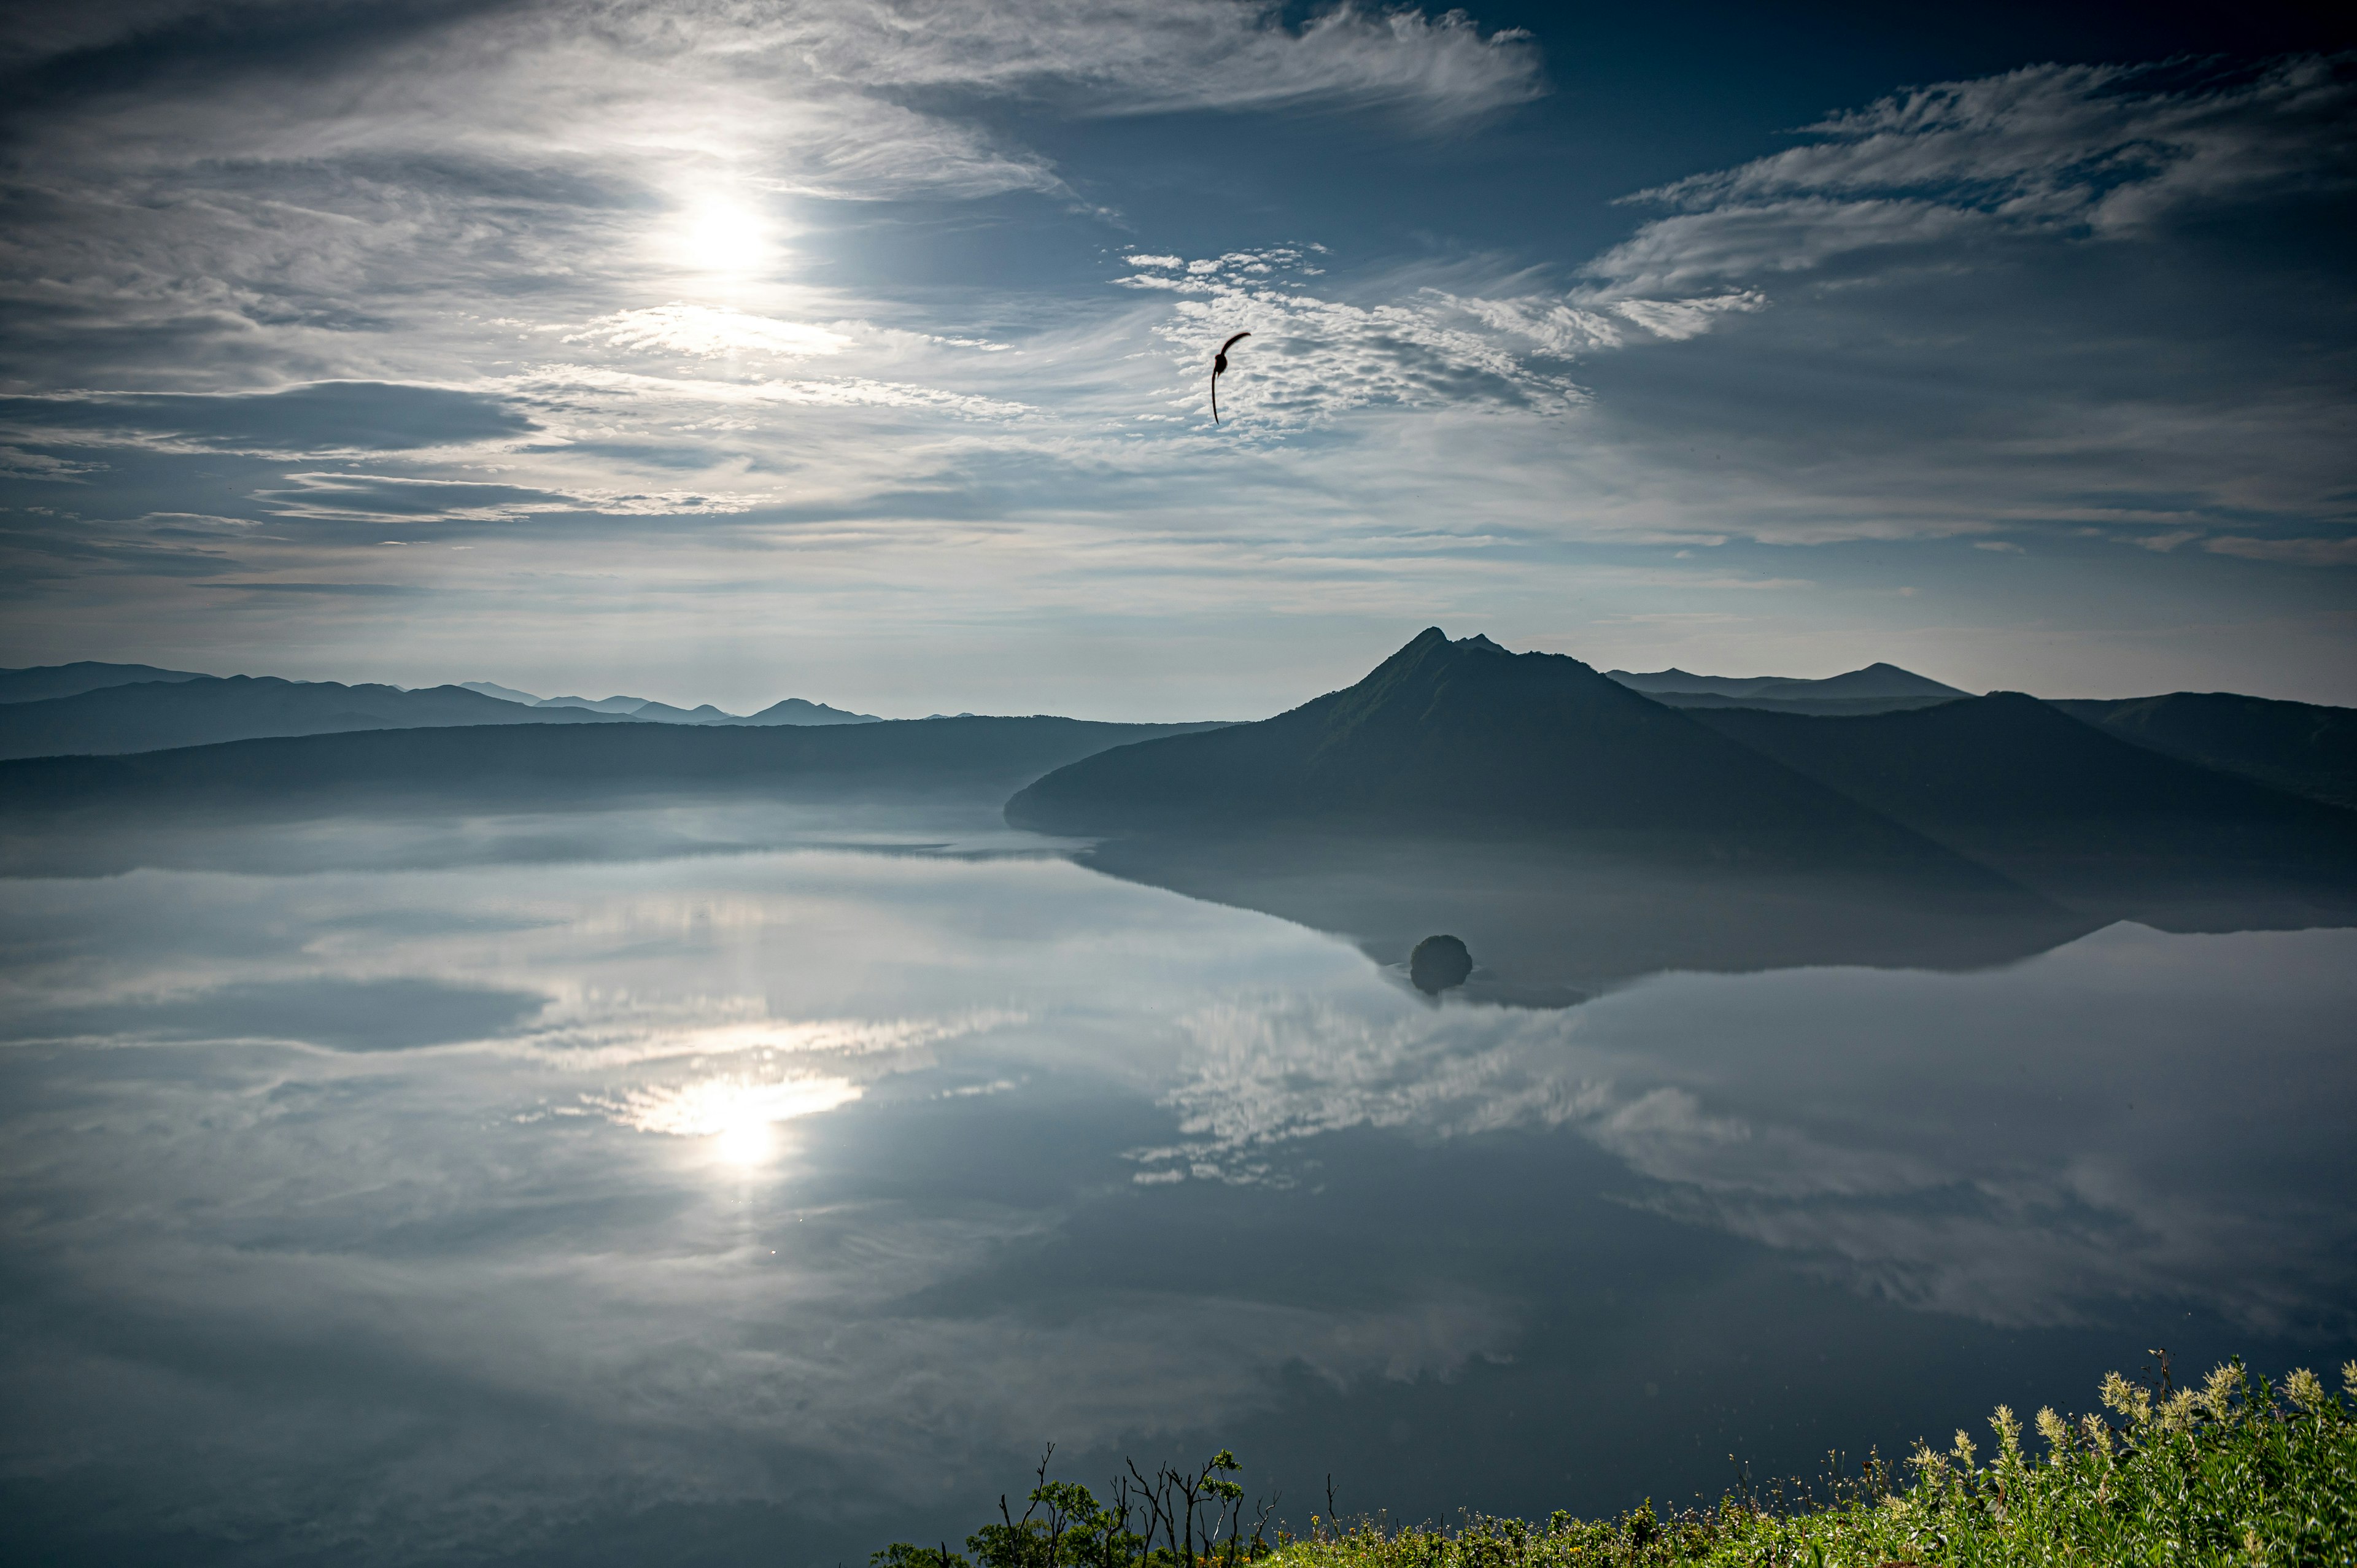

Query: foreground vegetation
left=875, top=1358, right=2356, bottom=1567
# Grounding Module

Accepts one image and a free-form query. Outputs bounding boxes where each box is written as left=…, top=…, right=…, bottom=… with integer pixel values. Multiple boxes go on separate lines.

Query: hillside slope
left=0, top=715, right=1227, bottom=810
left=0, top=661, right=213, bottom=705
left=1605, top=663, right=1967, bottom=716
left=2051, top=692, right=2356, bottom=809
left=1008, top=628, right=1995, bottom=878
left=0, top=676, right=632, bottom=760
left=1692, top=695, right=2357, bottom=921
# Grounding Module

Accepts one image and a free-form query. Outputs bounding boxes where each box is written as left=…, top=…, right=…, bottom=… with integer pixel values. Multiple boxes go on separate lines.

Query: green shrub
left=876, top=1358, right=2357, bottom=1567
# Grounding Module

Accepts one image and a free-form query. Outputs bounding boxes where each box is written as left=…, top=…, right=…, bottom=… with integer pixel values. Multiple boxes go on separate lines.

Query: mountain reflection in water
left=0, top=798, right=2348, bottom=1568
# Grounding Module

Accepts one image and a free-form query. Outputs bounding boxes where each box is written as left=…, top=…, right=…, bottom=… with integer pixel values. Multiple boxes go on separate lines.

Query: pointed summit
left=1005, top=630, right=1999, bottom=879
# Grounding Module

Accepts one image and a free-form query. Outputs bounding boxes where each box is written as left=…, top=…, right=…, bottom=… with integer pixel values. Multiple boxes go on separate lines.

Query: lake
left=2, top=797, right=2351, bottom=1565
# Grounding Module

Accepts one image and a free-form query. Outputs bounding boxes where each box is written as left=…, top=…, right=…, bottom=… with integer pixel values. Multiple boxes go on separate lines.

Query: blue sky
left=1, top=1, right=2351, bottom=716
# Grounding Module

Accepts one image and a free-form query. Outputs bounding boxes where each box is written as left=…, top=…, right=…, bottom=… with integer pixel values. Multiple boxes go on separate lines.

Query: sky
left=1, top=0, right=2351, bottom=717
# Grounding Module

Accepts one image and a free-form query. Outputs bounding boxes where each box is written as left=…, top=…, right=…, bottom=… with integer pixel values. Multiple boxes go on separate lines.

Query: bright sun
left=677, top=200, right=772, bottom=277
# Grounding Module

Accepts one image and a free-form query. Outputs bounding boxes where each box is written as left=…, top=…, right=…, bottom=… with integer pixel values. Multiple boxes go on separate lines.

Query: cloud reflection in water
left=0, top=807, right=2348, bottom=1564
left=1141, top=924, right=2357, bottom=1333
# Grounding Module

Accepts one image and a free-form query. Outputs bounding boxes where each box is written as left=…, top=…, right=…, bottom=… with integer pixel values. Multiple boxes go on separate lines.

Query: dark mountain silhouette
left=1007, top=631, right=2078, bottom=995
left=0, top=715, right=1224, bottom=816
left=521, top=692, right=651, bottom=713
left=0, top=676, right=634, bottom=760
left=1009, top=628, right=1999, bottom=876
left=1608, top=661, right=1964, bottom=700
left=1010, top=631, right=2357, bottom=992
left=1636, top=691, right=1964, bottom=717
left=1606, top=662, right=1967, bottom=715
left=0, top=661, right=213, bottom=705
left=741, top=697, right=880, bottom=726
left=457, top=680, right=543, bottom=705
left=459, top=681, right=883, bottom=725
left=2050, top=692, right=2356, bottom=809
left=1691, top=695, right=2357, bottom=925
left=473, top=686, right=882, bottom=725
left=625, top=700, right=741, bottom=724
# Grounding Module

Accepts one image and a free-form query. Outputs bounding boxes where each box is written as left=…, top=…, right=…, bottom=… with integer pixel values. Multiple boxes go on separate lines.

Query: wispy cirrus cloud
left=1579, top=55, right=2357, bottom=300
left=569, top=305, right=854, bottom=360
left=0, top=382, right=535, bottom=454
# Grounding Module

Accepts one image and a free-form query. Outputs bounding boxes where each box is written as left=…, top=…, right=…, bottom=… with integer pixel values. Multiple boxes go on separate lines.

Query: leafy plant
left=878, top=1356, right=2357, bottom=1567
left=875, top=1445, right=1274, bottom=1568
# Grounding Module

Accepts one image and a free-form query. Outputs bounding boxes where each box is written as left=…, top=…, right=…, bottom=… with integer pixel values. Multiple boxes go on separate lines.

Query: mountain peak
left=1007, top=629, right=1986, bottom=878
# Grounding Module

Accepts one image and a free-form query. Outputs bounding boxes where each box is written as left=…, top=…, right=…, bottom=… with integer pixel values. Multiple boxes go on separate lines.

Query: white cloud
left=1132, top=925, right=2357, bottom=1332
left=775, top=0, right=1542, bottom=120
left=1115, top=249, right=1590, bottom=427
left=1436, top=287, right=1768, bottom=353
left=522, top=363, right=1033, bottom=419
left=1601, top=56, right=2357, bottom=288
left=571, top=304, right=854, bottom=360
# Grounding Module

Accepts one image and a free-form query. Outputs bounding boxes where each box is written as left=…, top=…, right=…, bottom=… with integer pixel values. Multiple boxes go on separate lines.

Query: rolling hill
left=463, top=682, right=881, bottom=725
left=0, top=660, right=214, bottom=705
left=2050, top=692, right=2356, bottom=809
left=1605, top=662, right=1969, bottom=716
left=1690, top=695, right=2357, bottom=922
left=0, top=676, right=633, bottom=760
left=0, top=714, right=1228, bottom=812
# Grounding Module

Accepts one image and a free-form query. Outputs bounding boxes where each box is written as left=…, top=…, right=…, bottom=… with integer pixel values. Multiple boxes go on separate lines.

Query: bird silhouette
left=1210, top=331, right=1250, bottom=424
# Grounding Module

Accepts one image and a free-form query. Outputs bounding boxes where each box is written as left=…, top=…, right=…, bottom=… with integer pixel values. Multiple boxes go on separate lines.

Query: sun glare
left=608, top=1072, right=864, bottom=1168
left=676, top=199, right=773, bottom=277
left=713, top=1107, right=776, bottom=1168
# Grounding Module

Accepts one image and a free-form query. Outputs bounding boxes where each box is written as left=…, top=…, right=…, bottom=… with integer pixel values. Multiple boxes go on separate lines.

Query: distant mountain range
left=5, top=633, right=2349, bottom=992
left=0, top=660, right=214, bottom=705
left=1008, top=631, right=2357, bottom=990
left=456, top=681, right=879, bottom=727
left=0, top=665, right=881, bottom=760
left=1008, top=632, right=2072, bottom=991
left=1692, top=695, right=2357, bottom=921
left=1, top=654, right=2348, bottom=819
left=0, top=676, right=635, bottom=762
left=1016, top=631, right=2354, bottom=888
left=0, top=716, right=1225, bottom=820
left=2052, top=692, right=2357, bottom=810
left=1008, top=628, right=2010, bottom=881
left=1604, top=662, right=1969, bottom=715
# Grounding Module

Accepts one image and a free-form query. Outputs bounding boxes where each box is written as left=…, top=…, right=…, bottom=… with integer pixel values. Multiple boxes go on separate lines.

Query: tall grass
left=875, top=1358, right=2356, bottom=1567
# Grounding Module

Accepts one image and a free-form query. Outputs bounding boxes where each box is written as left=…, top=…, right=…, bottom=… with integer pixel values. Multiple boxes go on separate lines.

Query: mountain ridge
left=1606, top=661, right=1967, bottom=701
left=1007, top=628, right=2022, bottom=884
left=468, top=682, right=883, bottom=726
left=0, top=715, right=1228, bottom=811
left=1688, top=695, right=2357, bottom=922
left=0, top=676, right=635, bottom=761
left=0, top=661, right=214, bottom=705
left=2049, top=692, right=2356, bottom=809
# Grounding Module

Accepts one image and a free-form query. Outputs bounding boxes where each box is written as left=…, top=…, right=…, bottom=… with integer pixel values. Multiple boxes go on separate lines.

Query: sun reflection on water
left=600, top=1073, right=864, bottom=1166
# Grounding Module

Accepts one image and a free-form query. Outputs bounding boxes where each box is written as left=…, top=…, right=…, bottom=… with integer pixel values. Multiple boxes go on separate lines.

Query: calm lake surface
left=3, top=797, right=2353, bottom=1566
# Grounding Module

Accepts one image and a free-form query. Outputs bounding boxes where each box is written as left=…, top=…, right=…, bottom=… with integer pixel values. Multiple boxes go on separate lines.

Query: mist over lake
left=4, top=791, right=2350, bottom=1565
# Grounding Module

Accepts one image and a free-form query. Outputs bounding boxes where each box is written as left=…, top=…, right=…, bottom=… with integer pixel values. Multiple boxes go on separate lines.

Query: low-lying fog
left=2, top=799, right=2350, bottom=1566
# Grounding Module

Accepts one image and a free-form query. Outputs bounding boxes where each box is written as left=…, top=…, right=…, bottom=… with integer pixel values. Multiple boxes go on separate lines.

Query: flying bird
left=1210, top=331, right=1250, bottom=424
